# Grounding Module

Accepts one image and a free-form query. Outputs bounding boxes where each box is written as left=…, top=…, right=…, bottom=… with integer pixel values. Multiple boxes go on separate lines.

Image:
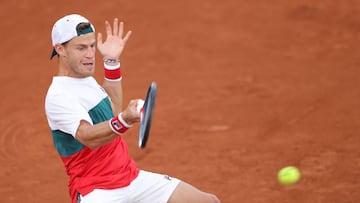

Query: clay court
left=1, top=0, right=360, bottom=202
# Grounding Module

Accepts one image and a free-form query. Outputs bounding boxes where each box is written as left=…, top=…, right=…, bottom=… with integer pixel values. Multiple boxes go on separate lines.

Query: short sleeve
left=45, top=91, right=93, bottom=137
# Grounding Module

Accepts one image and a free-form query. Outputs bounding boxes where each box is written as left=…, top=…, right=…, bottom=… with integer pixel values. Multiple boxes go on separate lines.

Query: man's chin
left=83, top=66, right=95, bottom=74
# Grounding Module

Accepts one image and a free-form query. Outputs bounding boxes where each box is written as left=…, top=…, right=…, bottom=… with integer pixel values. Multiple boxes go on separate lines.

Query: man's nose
left=85, top=47, right=95, bottom=58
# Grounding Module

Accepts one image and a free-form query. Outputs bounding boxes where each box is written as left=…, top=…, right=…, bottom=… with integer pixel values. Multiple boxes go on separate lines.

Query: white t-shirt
left=45, top=76, right=107, bottom=137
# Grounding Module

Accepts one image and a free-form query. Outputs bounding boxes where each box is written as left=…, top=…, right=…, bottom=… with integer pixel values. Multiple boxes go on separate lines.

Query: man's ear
left=54, top=44, right=66, bottom=57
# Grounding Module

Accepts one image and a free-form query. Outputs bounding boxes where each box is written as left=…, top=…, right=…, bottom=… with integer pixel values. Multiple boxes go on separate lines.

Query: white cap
left=50, top=14, right=95, bottom=59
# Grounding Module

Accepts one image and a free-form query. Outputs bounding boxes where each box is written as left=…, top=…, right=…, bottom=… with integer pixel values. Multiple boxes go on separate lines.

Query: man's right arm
left=75, top=99, right=141, bottom=149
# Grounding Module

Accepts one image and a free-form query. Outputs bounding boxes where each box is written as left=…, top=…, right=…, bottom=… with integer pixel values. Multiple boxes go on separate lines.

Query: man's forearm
left=103, top=80, right=123, bottom=115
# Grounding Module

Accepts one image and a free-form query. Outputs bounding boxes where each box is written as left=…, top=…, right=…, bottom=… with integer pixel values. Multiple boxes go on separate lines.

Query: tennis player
left=45, top=14, right=220, bottom=203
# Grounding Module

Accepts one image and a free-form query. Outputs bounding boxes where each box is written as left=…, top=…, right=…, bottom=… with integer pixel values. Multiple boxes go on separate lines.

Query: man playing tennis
left=45, top=14, right=220, bottom=203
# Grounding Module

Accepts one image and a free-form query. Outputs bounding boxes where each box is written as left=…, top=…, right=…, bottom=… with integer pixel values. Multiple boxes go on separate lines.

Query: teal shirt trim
left=88, top=97, right=114, bottom=124
left=51, top=130, right=84, bottom=157
left=51, top=97, right=114, bottom=157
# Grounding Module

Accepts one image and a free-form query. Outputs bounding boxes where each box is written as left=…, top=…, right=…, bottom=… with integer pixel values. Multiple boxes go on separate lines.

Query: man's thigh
left=168, top=181, right=220, bottom=203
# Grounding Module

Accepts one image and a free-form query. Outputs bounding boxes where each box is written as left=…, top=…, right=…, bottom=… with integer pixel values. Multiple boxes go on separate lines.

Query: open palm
left=97, top=18, right=132, bottom=60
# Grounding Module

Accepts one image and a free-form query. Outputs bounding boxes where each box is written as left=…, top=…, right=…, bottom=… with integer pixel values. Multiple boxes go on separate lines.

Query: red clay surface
left=1, top=0, right=360, bottom=202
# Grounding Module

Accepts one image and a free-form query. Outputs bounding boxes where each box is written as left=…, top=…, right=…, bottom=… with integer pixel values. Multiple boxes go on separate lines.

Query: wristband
left=109, top=113, right=132, bottom=135
left=104, top=63, right=120, bottom=70
left=104, top=62, right=122, bottom=81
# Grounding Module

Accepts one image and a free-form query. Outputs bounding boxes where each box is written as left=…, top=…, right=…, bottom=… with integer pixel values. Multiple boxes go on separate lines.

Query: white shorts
left=78, top=170, right=181, bottom=203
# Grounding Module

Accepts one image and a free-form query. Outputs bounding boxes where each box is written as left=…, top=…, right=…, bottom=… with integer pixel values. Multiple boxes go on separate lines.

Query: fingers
left=123, top=30, right=132, bottom=43
left=123, top=99, right=142, bottom=123
left=99, top=18, right=131, bottom=58
left=113, top=18, right=119, bottom=36
left=129, top=99, right=140, bottom=109
left=114, top=19, right=126, bottom=37
left=119, top=21, right=124, bottom=37
left=105, top=18, right=131, bottom=37
left=105, top=20, right=113, bottom=39
left=97, top=33, right=103, bottom=46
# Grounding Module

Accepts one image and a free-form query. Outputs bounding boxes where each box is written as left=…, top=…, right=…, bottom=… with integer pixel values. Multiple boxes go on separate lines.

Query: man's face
left=61, top=33, right=96, bottom=78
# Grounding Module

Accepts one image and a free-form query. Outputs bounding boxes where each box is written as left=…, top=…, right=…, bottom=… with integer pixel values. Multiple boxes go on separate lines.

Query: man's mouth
left=83, top=62, right=94, bottom=67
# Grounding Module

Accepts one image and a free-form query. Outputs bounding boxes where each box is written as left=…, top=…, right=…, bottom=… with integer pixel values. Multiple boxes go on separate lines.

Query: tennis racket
left=137, top=82, right=157, bottom=149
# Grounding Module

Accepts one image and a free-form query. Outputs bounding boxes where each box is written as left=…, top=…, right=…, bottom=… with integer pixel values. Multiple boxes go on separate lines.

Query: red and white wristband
left=109, top=113, right=132, bottom=135
left=104, top=60, right=122, bottom=81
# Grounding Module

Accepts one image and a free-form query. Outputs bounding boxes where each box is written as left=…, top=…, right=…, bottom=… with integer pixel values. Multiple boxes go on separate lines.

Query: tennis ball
left=277, top=166, right=301, bottom=186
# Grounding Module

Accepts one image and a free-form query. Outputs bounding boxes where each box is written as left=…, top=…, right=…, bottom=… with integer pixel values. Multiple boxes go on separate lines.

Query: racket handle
left=136, top=99, right=145, bottom=122
left=136, top=99, right=145, bottom=113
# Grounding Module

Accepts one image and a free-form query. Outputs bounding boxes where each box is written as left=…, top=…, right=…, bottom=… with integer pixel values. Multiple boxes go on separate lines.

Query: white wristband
left=104, top=62, right=120, bottom=70
left=104, top=77, right=122, bottom=82
left=118, top=112, right=132, bottom=128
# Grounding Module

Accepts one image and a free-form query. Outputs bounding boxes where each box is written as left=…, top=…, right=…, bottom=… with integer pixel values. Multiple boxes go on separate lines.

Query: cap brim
left=50, top=48, right=57, bottom=59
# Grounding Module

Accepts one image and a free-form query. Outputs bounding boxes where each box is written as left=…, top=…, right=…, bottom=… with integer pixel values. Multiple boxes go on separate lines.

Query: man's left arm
left=97, top=18, right=132, bottom=115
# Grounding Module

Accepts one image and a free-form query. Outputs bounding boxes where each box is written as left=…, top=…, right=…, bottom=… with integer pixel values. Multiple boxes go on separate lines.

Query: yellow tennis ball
left=277, top=166, right=301, bottom=186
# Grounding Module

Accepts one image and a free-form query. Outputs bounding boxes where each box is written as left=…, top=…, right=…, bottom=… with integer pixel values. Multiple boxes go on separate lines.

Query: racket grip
left=136, top=99, right=145, bottom=113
